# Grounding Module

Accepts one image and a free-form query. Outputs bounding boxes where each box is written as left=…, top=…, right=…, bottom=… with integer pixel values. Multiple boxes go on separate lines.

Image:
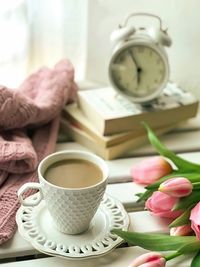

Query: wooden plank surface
left=1, top=150, right=200, bottom=259
left=57, top=130, right=200, bottom=160
left=56, top=142, right=200, bottom=183
left=106, top=182, right=145, bottom=210
left=1, top=139, right=200, bottom=263
left=127, top=129, right=200, bottom=157
left=0, top=246, right=194, bottom=266
left=0, top=210, right=170, bottom=260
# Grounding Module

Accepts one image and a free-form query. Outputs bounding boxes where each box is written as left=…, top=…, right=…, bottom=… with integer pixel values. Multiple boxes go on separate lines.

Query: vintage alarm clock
left=108, top=12, right=172, bottom=103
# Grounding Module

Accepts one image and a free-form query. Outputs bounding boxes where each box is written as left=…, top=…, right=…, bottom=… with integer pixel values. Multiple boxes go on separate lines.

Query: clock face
left=109, top=44, right=167, bottom=100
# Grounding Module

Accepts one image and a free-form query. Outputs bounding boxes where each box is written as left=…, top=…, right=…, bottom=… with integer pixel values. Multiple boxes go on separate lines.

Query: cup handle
left=18, top=182, right=44, bottom=207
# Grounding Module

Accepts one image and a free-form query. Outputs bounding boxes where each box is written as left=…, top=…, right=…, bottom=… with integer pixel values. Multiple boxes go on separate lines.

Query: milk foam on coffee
left=44, top=159, right=103, bottom=188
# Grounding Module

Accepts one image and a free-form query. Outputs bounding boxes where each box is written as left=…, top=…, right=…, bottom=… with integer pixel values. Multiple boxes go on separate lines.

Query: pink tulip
left=145, top=191, right=182, bottom=219
left=128, top=252, right=166, bottom=267
left=131, top=156, right=173, bottom=185
left=190, top=202, right=200, bottom=240
left=170, top=225, right=193, bottom=236
left=159, top=178, right=193, bottom=197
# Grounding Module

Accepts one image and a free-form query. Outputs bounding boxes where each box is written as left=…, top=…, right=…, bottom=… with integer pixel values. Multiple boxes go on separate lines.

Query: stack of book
left=60, top=82, right=199, bottom=160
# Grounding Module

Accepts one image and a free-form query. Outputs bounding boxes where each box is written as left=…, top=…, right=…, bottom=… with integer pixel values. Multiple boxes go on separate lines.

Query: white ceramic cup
left=18, top=150, right=109, bottom=235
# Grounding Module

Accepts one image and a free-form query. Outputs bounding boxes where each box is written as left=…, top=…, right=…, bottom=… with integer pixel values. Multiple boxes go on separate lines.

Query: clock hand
left=128, top=51, right=139, bottom=87
left=129, top=51, right=142, bottom=86
left=137, top=67, right=142, bottom=84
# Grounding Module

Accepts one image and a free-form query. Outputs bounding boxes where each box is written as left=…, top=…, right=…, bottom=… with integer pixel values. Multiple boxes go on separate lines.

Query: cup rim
left=38, top=150, right=109, bottom=191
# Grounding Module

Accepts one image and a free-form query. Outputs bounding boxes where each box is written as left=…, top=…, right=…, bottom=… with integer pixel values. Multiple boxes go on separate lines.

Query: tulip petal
left=145, top=191, right=182, bottom=219
left=129, top=252, right=163, bottom=267
left=131, top=156, right=172, bottom=186
left=146, top=172, right=200, bottom=190
left=159, top=177, right=193, bottom=197
left=170, top=225, right=193, bottom=236
left=140, top=259, right=166, bottom=267
left=190, top=203, right=200, bottom=225
left=190, top=203, right=200, bottom=240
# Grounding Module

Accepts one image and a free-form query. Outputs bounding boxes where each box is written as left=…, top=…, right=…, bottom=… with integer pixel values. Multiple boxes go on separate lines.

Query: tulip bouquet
left=112, top=122, right=200, bottom=267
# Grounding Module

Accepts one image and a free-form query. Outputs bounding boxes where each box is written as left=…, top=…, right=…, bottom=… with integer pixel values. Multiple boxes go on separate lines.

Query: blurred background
left=1, top=0, right=200, bottom=99
left=0, top=0, right=87, bottom=87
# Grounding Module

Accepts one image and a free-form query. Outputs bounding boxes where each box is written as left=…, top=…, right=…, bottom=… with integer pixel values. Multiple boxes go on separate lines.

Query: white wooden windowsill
left=1, top=115, right=200, bottom=265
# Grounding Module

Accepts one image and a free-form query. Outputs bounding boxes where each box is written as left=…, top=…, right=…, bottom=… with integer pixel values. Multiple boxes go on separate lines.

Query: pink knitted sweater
left=0, top=59, right=77, bottom=244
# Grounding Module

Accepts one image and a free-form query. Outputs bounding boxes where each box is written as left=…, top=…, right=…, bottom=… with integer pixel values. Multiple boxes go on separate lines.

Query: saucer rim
left=16, top=193, right=129, bottom=260
left=30, top=238, right=124, bottom=260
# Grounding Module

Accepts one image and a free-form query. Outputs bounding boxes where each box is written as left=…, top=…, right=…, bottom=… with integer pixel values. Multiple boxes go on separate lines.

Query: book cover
left=77, top=83, right=199, bottom=135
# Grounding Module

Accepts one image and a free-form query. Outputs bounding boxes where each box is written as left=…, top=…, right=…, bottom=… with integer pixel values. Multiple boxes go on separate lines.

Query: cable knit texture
left=0, top=59, right=77, bottom=244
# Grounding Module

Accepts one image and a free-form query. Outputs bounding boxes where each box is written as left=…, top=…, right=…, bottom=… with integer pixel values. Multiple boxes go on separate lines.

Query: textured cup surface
left=38, top=150, right=108, bottom=234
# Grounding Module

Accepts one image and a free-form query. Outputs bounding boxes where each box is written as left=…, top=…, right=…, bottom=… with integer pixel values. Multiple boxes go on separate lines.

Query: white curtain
left=0, top=0, right=29, bottom=87
left=0, top=0, right=87, bottom=88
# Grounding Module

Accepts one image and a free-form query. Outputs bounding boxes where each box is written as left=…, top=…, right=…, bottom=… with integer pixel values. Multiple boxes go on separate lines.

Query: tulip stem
left=165, top=251, right=182, bottom=261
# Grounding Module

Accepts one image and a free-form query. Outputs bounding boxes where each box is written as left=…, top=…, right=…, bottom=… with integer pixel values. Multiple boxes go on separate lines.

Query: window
left=0, top=0, right=87, bottom=87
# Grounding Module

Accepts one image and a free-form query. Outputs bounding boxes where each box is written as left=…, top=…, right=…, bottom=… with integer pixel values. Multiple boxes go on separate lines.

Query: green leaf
left=142, top=122, right=200, bottom=172
left=193, top=182, right=200, bottom=190
left=173, top=191, right=200, bottom=211
left=111, top=229, right=197, bottom=251
left=146, top=172, right=200, bottom=190
left=191, top=251, right=200, bottom=267
left=136, top=189, right=153, bottom=202
left=169, top=207, right=193, bottom=228
left=178, top=242, right=200, bottom=254
left=135, top=193, right=143, bottom=197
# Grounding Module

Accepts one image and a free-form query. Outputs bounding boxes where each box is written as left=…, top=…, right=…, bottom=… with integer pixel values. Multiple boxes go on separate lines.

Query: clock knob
left=148, top=27, right=172, bottom=47
left=110, top=25, right=136, bottom=43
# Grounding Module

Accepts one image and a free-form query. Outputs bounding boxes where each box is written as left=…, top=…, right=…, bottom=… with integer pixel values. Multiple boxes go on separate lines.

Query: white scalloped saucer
left=16, top=193, right=129, bottom=259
